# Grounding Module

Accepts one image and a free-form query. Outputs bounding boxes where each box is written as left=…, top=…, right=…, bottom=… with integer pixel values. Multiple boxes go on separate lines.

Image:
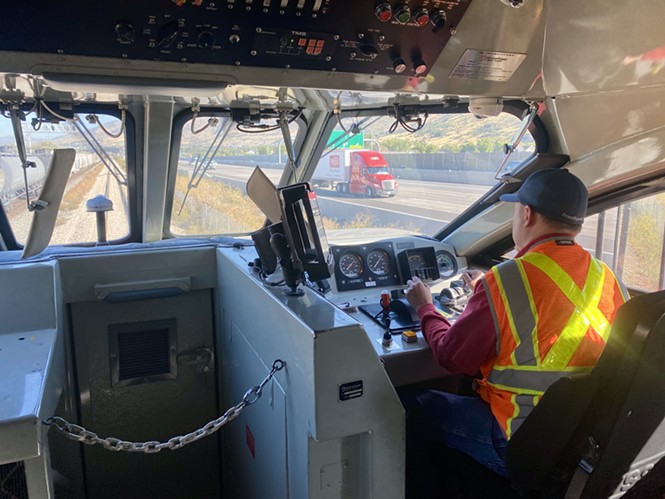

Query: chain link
left=44, top=359, right=285, bottom=454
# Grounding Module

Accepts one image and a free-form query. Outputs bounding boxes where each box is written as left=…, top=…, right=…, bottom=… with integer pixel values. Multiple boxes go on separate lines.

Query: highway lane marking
left=207, top=169, right=463, bottom=223
left=319, top=196, right=449, bottom=223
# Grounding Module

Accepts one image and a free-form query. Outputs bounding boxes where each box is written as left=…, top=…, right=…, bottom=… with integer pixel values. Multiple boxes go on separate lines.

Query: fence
left=214, top=151, right=535, bottom=186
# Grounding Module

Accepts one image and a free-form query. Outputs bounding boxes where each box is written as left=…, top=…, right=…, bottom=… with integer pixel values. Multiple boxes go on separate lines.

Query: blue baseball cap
left=499, top=169, right=588, bottom=225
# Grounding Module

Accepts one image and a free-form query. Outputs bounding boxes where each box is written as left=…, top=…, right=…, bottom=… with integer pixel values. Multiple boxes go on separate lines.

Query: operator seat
left=506, top=289, right=665, bottom=498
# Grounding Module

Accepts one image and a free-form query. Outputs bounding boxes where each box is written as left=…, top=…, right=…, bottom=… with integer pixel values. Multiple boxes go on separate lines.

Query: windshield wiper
left=178, top=118, right=232, bottom=216
left=73, top=118, right=127, bottom=186
left=494, top=103, right=538, bottom=182
left=8, top=105, right=43, bottom=211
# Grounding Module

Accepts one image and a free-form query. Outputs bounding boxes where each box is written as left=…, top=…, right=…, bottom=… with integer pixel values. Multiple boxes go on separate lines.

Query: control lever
left=437, top=282, right=472, bottom=307
left=380, top=290, right=393, bottom=346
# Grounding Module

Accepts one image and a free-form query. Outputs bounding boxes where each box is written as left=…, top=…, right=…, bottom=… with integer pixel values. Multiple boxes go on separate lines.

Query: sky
left=0, top=112, right=103, bottom=147
left=0, top=116, right=15, bottom=139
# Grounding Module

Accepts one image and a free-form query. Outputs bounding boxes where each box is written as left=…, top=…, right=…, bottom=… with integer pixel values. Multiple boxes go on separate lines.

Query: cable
left=255, top=265, right=285, bottom=287
left=32, top=102, right=42, bottom=131
left=333, top=93, right=362, bottom=136
left=388, top=103, right=428, bottom=134
left=236, top=121, right=282, bottom=133
left=191, top=113, right=219, bottom=134
left=86, top=108, right=125, bottom=138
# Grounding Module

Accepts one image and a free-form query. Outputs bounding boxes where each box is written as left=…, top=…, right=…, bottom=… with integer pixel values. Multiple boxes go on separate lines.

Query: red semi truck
left=312, top=150, right=398, bottom=197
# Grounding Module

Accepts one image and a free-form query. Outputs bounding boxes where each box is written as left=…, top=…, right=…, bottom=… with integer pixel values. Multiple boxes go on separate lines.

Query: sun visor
left=246, top=166, right=282, bottom=224
left=21, top=149, right=76, bottom=259
left=41, top=72, right=230, bottom=98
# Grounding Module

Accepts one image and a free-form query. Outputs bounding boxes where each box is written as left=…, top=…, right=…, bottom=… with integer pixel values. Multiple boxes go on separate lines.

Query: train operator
left=404, top=168, right=628, bottom=494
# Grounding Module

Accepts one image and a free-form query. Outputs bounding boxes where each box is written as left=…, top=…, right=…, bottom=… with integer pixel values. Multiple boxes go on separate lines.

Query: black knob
left=393, top=58, right=407, bottom=74
left=430, top=9, right=447, bottom=31
left=197, top=31, right=215, bottom=49
left=413, top=59, right=427, bottom=75
left=157, top=20, right=180, bottom=48
left=360, top=44, right=378, bottom=58
left=115, top=21, right=135, bottom=44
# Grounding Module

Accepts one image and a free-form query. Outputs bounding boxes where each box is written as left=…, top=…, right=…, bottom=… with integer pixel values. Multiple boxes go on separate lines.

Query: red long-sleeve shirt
left=417, top=233, right=577, bottom=376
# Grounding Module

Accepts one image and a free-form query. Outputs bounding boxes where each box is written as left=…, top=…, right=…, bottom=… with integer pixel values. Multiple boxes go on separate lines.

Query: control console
left=1, top=0, right=473, bottom=78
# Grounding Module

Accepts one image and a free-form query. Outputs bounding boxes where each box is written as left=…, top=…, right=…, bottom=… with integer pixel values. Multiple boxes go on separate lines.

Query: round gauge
left=408, top=253, right=426, bottom=270
left=338, top=252, right=363, bottom=279
left=367, top=249, right=391, bottom=276
left=436, top=250, right=458, bottom=279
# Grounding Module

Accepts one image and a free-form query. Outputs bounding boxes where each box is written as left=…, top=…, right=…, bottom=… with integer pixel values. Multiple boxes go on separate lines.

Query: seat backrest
left=575, top=290, right=665, bottom=498
left=505, top=290, right=665, bottom=497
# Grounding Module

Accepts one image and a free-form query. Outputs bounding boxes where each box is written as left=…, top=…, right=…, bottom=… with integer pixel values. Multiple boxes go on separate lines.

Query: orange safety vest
left=477, top=237, right=628, bottom=439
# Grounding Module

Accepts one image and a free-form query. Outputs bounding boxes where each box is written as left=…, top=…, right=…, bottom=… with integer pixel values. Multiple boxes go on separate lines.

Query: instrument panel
left=332, top=241, right=399, bottom=291
left=330, top=236, right=462, bottom=293
left=0, top=0, right=473, bottom=78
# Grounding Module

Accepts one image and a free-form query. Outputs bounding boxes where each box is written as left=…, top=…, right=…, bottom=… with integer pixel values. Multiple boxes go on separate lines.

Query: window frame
left=165, top=107, right=305, bottom=238
left=0, top=103, right=137, bottom=250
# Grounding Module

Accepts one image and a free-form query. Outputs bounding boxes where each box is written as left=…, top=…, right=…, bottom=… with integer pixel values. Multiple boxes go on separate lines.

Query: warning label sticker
left=450, top=49, right=527, bottom=82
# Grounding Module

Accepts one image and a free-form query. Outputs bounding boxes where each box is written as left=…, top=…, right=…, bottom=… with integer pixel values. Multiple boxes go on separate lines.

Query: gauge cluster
left=435, top=250, right=458, bottom=279
left=330, top=237, right=464, bottom=293
left=397, top=247, right=440, bottom=283
left=332, top=242, right=400, bottom=292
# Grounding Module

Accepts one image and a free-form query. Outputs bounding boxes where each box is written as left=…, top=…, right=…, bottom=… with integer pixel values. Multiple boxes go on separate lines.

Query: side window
left=585, top=193, right=665, bottom=293
left=0, top=113, right=129, bottom=245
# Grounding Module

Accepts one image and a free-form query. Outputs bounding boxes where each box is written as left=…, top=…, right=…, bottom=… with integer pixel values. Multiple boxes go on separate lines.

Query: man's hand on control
left=461, top=269, right=484, bottom=290
left=406, top=276, right=433, bottom=310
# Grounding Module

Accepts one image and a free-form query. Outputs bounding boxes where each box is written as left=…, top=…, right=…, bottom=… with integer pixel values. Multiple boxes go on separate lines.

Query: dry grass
left=173, top=174, right=420, bottom=235
left=173, top=174, right=265, bottom=233
left=60, top=164, right=105, bottom=212
left=321, top=211, right=419, bottom=232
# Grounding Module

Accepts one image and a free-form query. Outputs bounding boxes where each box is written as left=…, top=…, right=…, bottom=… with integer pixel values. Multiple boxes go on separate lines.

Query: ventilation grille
left=0, top=461, right=28, bottom=499
left=110, top=319, right=177, bottom=386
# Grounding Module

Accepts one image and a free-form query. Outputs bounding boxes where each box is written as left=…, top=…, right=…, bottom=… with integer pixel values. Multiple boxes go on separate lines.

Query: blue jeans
left=402, top=390, right=509, bottom=481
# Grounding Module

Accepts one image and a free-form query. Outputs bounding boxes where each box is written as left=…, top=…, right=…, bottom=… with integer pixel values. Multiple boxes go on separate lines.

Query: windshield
left=313, top=112, right=535, bottom=235
left=170, top=108, right=534, bottom=237
left=171, top=115, right=300, bottom=236
left=368, top=166, right=390, bottom=174
left=0, top=110, right=129, bottom=245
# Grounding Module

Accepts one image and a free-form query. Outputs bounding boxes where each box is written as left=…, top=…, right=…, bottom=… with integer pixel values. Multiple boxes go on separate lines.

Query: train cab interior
left=1, top=0, right=665, bottom=498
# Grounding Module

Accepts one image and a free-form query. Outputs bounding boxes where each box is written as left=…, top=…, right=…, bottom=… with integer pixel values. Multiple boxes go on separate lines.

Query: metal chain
left=43, top=359, right=285, bottom=454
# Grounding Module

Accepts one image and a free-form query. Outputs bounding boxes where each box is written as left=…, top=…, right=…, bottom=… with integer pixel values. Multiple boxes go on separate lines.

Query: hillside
left=1, top=109, right=533, bottom=158
left=178, top=111, right=533, bottom=157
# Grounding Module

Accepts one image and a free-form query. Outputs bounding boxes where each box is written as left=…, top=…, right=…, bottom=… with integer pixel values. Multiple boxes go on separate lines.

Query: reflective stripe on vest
left=486, top=253, right=611, bottom=437
left=488, top=365, right=593, bottom=394
left=523, top=253, right=610, bottom=367
left=507, top=394, right=538, bottom=440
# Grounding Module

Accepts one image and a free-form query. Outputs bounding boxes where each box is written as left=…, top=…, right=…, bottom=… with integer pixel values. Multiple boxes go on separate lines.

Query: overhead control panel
left=0, top=0, right=472, bottom=78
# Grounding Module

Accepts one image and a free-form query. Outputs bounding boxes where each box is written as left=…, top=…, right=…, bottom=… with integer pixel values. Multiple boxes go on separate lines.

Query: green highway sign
left=327, top=130, right=364, bottom=149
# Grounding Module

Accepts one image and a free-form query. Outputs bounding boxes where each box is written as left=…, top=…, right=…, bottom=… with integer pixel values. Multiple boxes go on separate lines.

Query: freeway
left=182, top=162, right=618, bottom=263
left=183, top=162, right=486, bottom=232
